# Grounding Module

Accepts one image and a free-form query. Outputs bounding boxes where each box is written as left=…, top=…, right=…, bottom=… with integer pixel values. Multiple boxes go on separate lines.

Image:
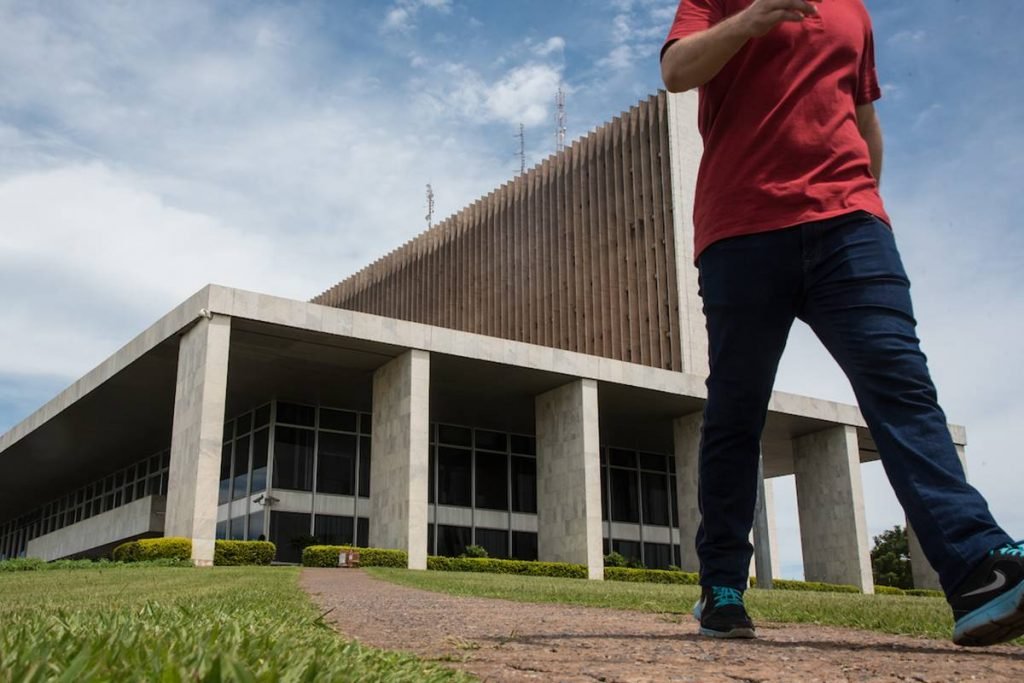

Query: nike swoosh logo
left=961, top=570, right=1007, bottom=598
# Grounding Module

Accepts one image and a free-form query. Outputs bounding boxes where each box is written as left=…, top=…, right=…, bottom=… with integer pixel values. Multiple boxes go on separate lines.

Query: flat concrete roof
left=0, top=284, right=967, bottom=520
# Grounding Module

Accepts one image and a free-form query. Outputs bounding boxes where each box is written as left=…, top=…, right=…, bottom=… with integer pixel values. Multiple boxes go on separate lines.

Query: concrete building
left=0, top=91, right=957, bottom=590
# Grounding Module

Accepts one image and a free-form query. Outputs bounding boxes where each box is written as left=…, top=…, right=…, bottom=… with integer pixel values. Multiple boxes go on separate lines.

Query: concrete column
left=166, top=314, right=231, bottom=566
left=908, top=443, right=967, bottom=591
left=752, top=459, right=775, bottom=589
left=369, top=350, right=430, bottom=571
left=793, top=425, right=874, bottom=593
left=536, top=379, right=603, bottom=580
left=673, top=412, right=702, bottom=572
left=667, top=91, right=708, bottom=377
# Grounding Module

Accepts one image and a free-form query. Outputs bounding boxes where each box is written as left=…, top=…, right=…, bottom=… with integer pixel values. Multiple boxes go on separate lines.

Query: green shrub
left=427, top=556, right=588, bottom=579
left=0, top=558, right=46, bottom=572
left=605, top=567, right=700, bottom=585
left=906, top=588, right=945, bottom=598
left=461, top=544, right=488, bottom=559
left=874, top=585, right=906, bottom=595
left=750, top=577, right=861, bottom=593
left=301, top=545, right=408, bottom=568
left=603, top=551, right=627, bottom=568
left=112, top=541, right=140, bottom=563
left=114, top=537, right=192, bottom=563
left=214, top=541, right=276, bottom=566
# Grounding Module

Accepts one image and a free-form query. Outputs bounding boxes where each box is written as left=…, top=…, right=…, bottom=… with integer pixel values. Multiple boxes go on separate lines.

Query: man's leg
left=697, top=228, right=801, bottom=591
left=799, top=213, right=1021, bottom=645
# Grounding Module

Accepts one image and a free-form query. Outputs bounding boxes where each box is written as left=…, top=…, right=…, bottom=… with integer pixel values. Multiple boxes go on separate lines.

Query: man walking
left=661, top=0, right=1023, bottom=646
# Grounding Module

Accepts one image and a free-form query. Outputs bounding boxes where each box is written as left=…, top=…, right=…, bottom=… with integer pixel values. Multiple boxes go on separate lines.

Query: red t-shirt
left=663, top=0, right=890, bottom=259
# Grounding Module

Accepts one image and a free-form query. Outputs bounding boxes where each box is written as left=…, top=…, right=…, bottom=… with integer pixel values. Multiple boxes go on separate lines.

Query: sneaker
left=693, top=586, right=756, bottom=639
left=949, top=541, right=1024, bottom=646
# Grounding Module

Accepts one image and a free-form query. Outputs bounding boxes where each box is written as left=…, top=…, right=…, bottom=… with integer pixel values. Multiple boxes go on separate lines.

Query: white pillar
left=369, top=350, right=430, bottom=570
left=536, top=379, right=603, bottom=580
left=673, top=412, right=702, bottom=572
left=166, top=314, right=231, bottom=567
left=752, top=459, right=775, bottom=589
left=793, top=425, right=873, bottom=593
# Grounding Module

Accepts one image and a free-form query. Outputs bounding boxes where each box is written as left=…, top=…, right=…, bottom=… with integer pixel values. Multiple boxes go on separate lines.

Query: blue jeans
left=696, top=211, right=1010, bottom=594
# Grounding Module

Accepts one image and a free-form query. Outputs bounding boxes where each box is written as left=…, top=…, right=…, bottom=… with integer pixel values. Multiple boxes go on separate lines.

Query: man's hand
left=737, top=0, right=820, bottom=38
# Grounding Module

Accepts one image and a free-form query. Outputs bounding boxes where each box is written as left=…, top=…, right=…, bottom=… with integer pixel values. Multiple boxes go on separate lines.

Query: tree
left=871, top=525, right=913, bottom=589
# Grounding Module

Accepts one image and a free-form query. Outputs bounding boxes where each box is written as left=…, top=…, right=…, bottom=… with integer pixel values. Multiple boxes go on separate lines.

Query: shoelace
left=996, top=541, right=1024, bottom=558
left=712, top=586, right=745, bottom=608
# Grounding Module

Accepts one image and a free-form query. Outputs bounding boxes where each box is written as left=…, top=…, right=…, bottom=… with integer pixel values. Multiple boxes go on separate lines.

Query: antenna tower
left=425, top=183, right=435, bottom=229
left=555, top=86, right=567, bottom=153
left=516, top=123, right=526, bottom=176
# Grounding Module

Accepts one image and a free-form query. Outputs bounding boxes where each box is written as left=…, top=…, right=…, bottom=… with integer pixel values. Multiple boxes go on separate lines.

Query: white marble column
left=166, top=314, right=231, bottom=567
left=536, top=379, right=603, bottom=580
left=369, top=350, right=430, bottom=570
left=793, top=425, right=874, bottom=593
left=673, top=412, right=702, bottom=572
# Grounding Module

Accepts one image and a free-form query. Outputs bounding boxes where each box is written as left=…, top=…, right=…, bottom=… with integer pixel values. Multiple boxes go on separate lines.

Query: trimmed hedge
left=427, top=556, right=588, bottom=579
left=874, top=585, right=905, bottom=595
left=113, top=537, right=192, bottom=563
left=750, top=577, right=861, bottom=593
left=906, top=588, right=944, bottom=598
left=605, top=567, right=700, bottom=585
left=214, top=541, right=276, bottom=566
left=302, top=546, right=408, bottom=568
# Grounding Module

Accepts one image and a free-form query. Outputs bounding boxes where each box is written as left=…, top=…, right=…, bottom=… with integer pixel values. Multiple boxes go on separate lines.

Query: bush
left=605, top=567, right=699, bottom=585
left=461, top=545, right=488, bottom=559
left=603, top=551, right=627, bottom=568
left=749, top=577, right=861, bottom=593
left=874, top=585, right=906, bottom=595
left=113, top=537, right=192, bottom=563
left=214, top=541, right=276, bottom=566
left=427, top=556, right=588, bottom=579
left=906, top=588, right=945, bottom=598
left=0, top=558, right=46, bottom=572
left=302, top=546, right=408, bottom=568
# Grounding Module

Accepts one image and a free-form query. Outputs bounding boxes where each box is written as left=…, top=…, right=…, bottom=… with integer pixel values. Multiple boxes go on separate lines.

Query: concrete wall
left=672, top=412, right=702, bottom=572
left=27, top=496, right=165, bottom=561
left=369, top=350, right=430, bottom=570
left=794, top=426, right=874, bottom=593
left=165, top=314, right=231, bottom=566
left=536, top=379, right=603, bottom=579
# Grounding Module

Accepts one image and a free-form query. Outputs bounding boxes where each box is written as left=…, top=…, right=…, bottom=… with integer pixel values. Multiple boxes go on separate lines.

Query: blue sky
left=1, top=0, right=1021, bottom=579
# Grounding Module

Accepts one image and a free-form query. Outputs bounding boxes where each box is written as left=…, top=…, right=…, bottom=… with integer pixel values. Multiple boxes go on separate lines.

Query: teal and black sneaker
left=949, top=541, right=1024, bottom=646
left=692, top=586, right=756, bottom=639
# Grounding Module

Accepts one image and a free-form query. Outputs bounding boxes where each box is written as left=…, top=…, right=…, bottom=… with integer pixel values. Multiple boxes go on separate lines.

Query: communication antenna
left=425, top=183, right=435, bottom=229
left=555, top=86, right=567, bottom=153
left=516, top=123, right=526, bottom=176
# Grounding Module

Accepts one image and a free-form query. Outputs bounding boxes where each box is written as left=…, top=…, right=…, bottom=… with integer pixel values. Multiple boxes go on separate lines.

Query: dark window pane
left=510, top=456, right=536, bottom=514
left=641, top=472, right=670, bottom=526
left=269, top=511, right=312, bottom=564
left=320, top=408, right=357, bottom=432
left=249, top=511, right=265, bottom=541
left=601, top=465, right=609, bottom=521
left=216, top=520, right=228, bottom=540
left=510, top=435, right=536, bottom=456
left=511, top=531, right=538, bottom=561
left=273, top=427, right=315, bottom=491
left=670, top=475, right=678, bottom=527
left=427, top=523, right=435, bottom=555
left=428, top=450, right=435, bottom=504
left=161, top=452, right=170, bottom=469
left=475, top=429, right=507, bottom=452
left=251, top=429, right=269, bottom=494
left=317, top=432, right=357, bottom=495
left=475, top=451, right=508, bottom=510
left=437, top=425, right=471, bottom=447
left=475, top=527, right=509, bottom=559
left=314, top=514, right=354, bottom=546
left=356, top=517, right=369, bottom=547
left=613, top=539, right=641, bottom=564
left=609, top=449, right=636, bottom=469
left=223, top=420, right=233, bottom=441
left=668, top=456, right=676, bottom=474
left=277, top=402, right=315, bottom=427
left=358, top=437, right=371, bottom=497
left=219, top=442, right=232, bottom=505
left=436, top=525, right=470, bottom=557
left=160, top=472, right=168, bottom=495
left=675, top=544, right=682, bottom=568
left=644, top=542, right=673, bottom=570
left=610, top=468, right=640, bottom=523
left=437, top=447, right=471, bottom=507
left=229, top=516, right=246, bottom=541
left=232, top=435, right=251, bottom=501
left=639, top=452, right=667, bottom=472
left=254, top=404, right=271, bottom=428
left=236, top=412, right=253, bottom=435
left=114, top=471, right=125, bottom=487
left=359, top=413, right=372, bottom=434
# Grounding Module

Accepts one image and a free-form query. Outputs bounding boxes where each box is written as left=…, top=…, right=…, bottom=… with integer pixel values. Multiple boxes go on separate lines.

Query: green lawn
left=0, top=566, right=471, bottom=682
left=367, top=568, right=1024, bottom=646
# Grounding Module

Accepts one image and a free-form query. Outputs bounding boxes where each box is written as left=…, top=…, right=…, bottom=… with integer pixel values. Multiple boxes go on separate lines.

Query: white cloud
left=533, top=36, right=565, bottom=57
left=382, top=0, right=453, bottom=34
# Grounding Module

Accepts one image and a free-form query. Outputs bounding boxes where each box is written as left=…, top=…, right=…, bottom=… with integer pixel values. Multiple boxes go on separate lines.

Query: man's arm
left=661, top=0, right=821, bottom=93
left=856, top=103, right=883, bottom=184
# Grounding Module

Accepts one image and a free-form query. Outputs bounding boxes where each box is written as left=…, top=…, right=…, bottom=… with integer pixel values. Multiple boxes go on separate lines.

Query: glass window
left=510, top=456, right=536, bottom=514
left=641, top=472, right=670, bottom=527
left=428, top=450, right=435, bottom=504
left=644, top=542, right=673, bottom=570
left=277, top=402, right=315, bottom=427
left=273, top=427, right=315, bottom=491
left=511, top=531, right=538, bottom=561
left=436, top=524, right=470, bottom=557
left=359, top=413, right=372, bottom=434
left=639, top=452, right=667, bottom=472
left=475, top=451, right=508, bottom=510
left=437, top=425, right=471, bottom=447
left=251, top=429, right=269, bottom=494
left=358, top=437, right=371, bottom=497
left=475, top=527, right=509, bottom=559
left=223, top=420, right=234, bottom=442
left=249, top=511, right=265, bottom=541
left=427, top=523, right=435, bottom=556
left=610, top=468, right=640, bottom=523
left=510, top=434, right=536, bottom=456
left=601, top=465, right=609, bottom=521
left=254, top=404, right=271, bottom=428
left=475, top=429, right=507, bottom=452
left=320, top=408, right=357, bottom=432
left=670, top=475, right=678, bottom=527
left=609, top=448, right=636, bottom=469
left=216, top=520, right=228, bottom=540
left=229, top=516, right=246, bottom=541
left=269, top=511, right=312, bottom=564
left=236, top=412, right=253, bottom=435
left=437, top=447, right=471, bottom=507
left=232, top=435, right=251, bottom=501
left=314, top=514, right=354, bottom=546
left=317, top=432, right=357, bottom=495
left=613, top=539, right=641, bottom=564
left=356, top=517, right=369, bottom=547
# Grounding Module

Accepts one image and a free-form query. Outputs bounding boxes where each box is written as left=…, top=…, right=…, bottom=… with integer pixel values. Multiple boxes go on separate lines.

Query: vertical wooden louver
left=312, top=92, right=682, bottom=372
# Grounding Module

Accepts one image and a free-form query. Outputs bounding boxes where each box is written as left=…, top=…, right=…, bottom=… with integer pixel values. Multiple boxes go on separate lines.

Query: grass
left=0, top=566, right=472, bottom=682
left=366, top=568, right=1024, bottom=646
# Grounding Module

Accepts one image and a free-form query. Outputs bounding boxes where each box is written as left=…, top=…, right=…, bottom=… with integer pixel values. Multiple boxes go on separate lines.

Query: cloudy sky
left=1, top=0, right=1021, bottom=578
